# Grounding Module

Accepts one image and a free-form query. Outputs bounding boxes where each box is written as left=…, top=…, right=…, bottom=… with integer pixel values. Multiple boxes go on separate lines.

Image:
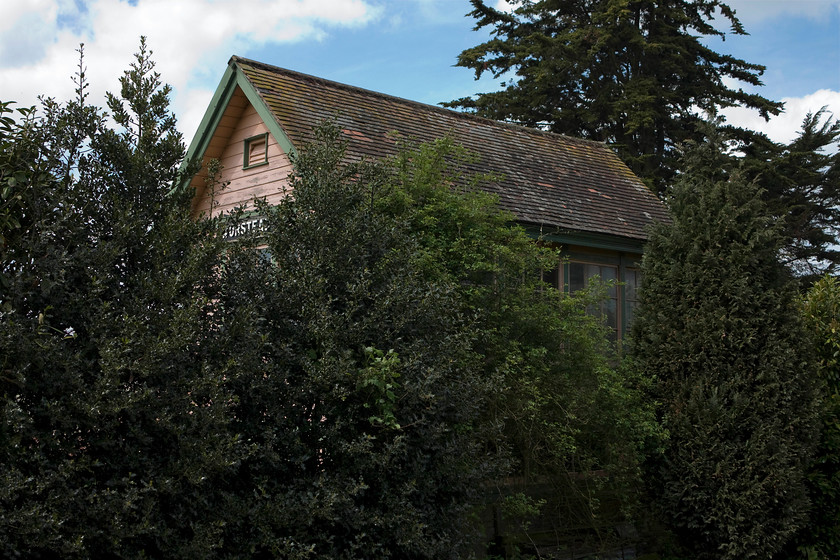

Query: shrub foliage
left=0, top=43, right=656, bottom=558
left=630, top=134, right=820, bottom=559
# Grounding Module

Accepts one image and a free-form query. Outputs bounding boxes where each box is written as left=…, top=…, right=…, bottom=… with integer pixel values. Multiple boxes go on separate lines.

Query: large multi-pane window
left=568, top=262, right=618, bottom=336
left=564, top=259, right=640, bottom=340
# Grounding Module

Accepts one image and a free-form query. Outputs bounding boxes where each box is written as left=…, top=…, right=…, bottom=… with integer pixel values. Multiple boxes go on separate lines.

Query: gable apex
left=182, top=58, right=296, bottom=195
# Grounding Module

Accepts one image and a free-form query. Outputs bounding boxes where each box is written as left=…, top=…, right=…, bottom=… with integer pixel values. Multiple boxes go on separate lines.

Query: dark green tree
left=783, top=275, right=840, bottom=559
left=738, top=109, right=840, bottom=277
left=378, top=136, right=661, bottom=556
left=629, top=131, right=820, bottom=559
left=207, top=123, right=502, bottom=559
left=0, top=41, right=238, bottom=558
left=0, top=102, right=47, bottom=285
left=447, top=0, right=781, bottom=193
left=1, top=46, right=658, bottom=558
left=211, top=127, right=659, bottom=558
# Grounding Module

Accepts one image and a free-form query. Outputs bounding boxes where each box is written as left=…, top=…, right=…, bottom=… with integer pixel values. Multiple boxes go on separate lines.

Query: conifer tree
left=738, top=109, right=840, bottom=277
left=630, top=130, right=819, bottom=559
left=783, top=275, right=840, bottom=559
left=448, top=0, right=781, bottom=193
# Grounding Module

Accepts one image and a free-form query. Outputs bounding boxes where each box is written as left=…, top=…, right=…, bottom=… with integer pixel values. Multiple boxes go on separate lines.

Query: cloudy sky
left=2, top=0, right=838, bottom=148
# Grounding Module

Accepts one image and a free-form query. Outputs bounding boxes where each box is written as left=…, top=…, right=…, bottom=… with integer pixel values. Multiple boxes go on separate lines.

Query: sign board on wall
left=223, top=216, right=266, bottom=241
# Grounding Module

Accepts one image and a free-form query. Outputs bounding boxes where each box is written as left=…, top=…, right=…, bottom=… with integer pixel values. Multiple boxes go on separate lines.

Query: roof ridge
left=229, top=55, right=609, bottom=150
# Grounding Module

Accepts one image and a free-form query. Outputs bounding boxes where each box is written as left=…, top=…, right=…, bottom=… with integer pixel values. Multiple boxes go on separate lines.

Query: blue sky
left=1, top=0, right=838, bottom=147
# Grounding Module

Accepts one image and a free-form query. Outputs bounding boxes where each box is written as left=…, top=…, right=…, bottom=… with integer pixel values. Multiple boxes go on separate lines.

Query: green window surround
left=243, top=133, right=269, bottom=169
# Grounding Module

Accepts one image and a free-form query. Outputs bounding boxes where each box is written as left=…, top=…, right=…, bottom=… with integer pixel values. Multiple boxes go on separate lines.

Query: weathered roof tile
left=233, top=56, right=669, bottom=241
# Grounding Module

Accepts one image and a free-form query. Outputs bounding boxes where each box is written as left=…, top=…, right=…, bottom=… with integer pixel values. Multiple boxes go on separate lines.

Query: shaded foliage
left=0, top=103, right=45, bottom=257
left=207, top=123, right=502, bottom=559
left=782, top=275, right=840, bottom=560
left=1, top=42, right=659, bottom=558
left=630, top=131, right=820, bottom=559
left=0, top=41, right=236, bottom=558
left=377, top=135, right=661, bottom=555
left=211, top=124, right=658, bottom=558
left=1, top=47, right=500, bottom=558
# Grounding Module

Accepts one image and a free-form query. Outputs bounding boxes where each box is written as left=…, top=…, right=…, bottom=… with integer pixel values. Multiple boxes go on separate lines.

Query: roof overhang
left=522, top=224, right=646, bottom=253
left=178, top=58, right=297, bottom=191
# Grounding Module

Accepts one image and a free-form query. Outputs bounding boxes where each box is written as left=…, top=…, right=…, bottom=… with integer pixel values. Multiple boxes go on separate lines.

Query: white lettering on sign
left=223, top=216, right=266, bottom=240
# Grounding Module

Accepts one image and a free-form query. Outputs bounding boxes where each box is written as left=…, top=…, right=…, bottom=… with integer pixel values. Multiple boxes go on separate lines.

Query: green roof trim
left=179, top=58, right=297, bottom=191
left=182, top=64, right=235, bottom=173
left=523, top=224, right=645, bottom=254
left=234, top=67, right=297, bottom=158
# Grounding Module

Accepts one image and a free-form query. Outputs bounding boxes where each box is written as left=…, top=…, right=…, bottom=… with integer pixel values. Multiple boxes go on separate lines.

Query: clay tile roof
left=233, top=56, right=669, bottom=241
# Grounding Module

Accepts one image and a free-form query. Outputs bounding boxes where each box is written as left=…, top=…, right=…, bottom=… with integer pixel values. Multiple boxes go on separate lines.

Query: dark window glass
left=568, top=261, right=618, bottom=337
left=624, top=268, right=640, bottom=328
left=542, top=266, right=560, bottom=290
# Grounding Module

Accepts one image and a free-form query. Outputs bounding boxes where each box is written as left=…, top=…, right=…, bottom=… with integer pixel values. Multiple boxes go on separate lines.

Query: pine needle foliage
left=738, top=109, right=840, bottom=278
left=782, top=276, right=840, bottom=559
left=448, top=0, right=781, bottom=194
left=630, top=132, right=820, bottom=559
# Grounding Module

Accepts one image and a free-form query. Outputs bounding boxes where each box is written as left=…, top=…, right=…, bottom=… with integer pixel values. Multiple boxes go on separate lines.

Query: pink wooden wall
left=192, top=101, right=292, bottom=218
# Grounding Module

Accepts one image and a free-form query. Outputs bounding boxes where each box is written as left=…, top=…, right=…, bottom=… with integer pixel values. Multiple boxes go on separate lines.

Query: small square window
left=243, top=133, right=269, bottom=169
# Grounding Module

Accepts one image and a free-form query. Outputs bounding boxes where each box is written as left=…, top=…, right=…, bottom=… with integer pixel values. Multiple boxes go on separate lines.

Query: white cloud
left=0, top=0, right=57, bottom=34
left=491, top=0, right=840, bottom=23
left=0, top=0, right=380, bottom=138
left=494, top=0, right=517, bottom=13
left=726, top=0, right=840, bottom=24
left=722, top=89, right=840, bottom=145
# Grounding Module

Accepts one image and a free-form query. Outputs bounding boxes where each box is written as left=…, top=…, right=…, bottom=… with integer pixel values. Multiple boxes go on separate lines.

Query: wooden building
left=184, top=56, right=669, bottom=339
